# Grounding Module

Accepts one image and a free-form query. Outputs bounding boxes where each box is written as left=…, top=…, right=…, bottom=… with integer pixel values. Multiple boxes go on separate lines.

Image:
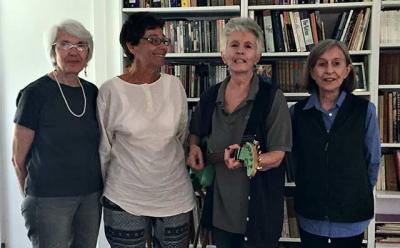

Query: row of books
left=250, top=8, right=369, bottom=52
left=123, top=0, right=238, bottom=8
left=251, top=9, right=323, bottom=52
left=377, top=152, right=400, bottom=192
left=162, top=64, right=227, bottom=98
left=249, top=0, right=369, bottom=5
left=376, top=222, right=400, bottom=245
left=256, top=60, right=307, bottom=92
left=331, top=8, right=371, bottom=51
left=164, top=61, right=307, bottom=99
left=164, top=19, right=227, bottom=53
left=379, top=54, right=400, bottom=85
left=378, top=92, right=400, bottom=144
left=381, top=10, right=400, bottom=45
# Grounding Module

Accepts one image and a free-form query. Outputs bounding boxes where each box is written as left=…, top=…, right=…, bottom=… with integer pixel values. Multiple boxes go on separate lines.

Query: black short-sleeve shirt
left=14, top=75, right=103, bottom=197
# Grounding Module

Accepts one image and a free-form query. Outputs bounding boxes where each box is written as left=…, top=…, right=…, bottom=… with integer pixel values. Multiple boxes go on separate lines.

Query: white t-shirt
left=97, top=73, right=194, bottom=217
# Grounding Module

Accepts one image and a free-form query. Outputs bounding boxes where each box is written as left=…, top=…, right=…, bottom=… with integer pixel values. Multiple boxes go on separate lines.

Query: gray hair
left=44, top=19, right=94, bottom=67
left=303, top=39, right=355, bottom=93
left=221, top=17, right=264, bottom=54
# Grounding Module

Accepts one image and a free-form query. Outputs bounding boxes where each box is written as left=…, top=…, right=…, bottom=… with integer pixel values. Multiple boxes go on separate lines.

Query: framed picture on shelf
left=352, top=62, right=367, bottom=91
left=255, top=61, right=276, bottom=85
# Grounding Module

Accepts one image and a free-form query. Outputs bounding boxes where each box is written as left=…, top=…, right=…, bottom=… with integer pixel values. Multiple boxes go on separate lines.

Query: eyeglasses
left=53, top=41, right=89, bottom=52
left=141, top=37, right=171, bottom=46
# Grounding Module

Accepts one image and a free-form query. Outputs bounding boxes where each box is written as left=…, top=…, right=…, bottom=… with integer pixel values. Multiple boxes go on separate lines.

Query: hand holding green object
left=236, top=141, right=260, bottom=178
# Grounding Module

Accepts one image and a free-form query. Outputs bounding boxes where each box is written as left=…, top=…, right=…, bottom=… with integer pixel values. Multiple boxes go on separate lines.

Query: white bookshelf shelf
left=248, top=2, right=373, bottom=11
left=284, top=92, right=309, bottom=97
left=376, top=244, right=400, bottom=248
left=261, top=50, right=371, bottom=57
left=380, top=43, right=400, bottom=48
left=381, top=1, right=400, bottom=9
left=353, top=90, right=371, bottom=96
left=376, top=191, right=400, bottom=199
left=122, top=6, right=240, bottom=14
left=166, top=53, right=221, bottom=59
left=378, top=85, right=400, bottom=90
left=279, top=237, right=300, bottom=242
left=187, top=97, right=200, bottom=103
left=381, top=143, right=400, bottom=148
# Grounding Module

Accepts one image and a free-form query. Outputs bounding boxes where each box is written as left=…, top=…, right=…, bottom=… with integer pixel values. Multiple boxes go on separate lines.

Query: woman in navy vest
left=187, top=17, right=292, bottom=248
left=291, top=39, right=381, bottom=248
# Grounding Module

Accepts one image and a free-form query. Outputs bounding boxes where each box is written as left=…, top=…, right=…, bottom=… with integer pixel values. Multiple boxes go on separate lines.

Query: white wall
left=0, top=0, right=121, bottom=247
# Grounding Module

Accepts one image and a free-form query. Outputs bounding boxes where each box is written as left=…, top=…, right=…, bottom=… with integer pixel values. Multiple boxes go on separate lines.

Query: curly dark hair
left=119, top=12, right=164, bottom=63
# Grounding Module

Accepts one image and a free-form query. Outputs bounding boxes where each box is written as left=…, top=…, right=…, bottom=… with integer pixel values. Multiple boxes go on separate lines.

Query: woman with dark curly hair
left=97, top=12, right=194, bottom=248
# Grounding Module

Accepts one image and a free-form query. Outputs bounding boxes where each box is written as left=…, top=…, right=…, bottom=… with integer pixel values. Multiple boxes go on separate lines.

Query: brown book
left=387, top=54, right=394, bottom=85
left=383, top=92, right=389, bottom=142
left=309, top=12, right=318, bottom=45
left=388, top=92, right=394, bottom=143
left=379, top=54, right=387, bottom=85
left=385, top=154, right=399, bottom=191
left=379, top=94, right=384, bottom=143
left=393, top=55, right=400, bottom=84
left=394, top=150, right=400, bottom=188
left=349, top=9, right=364, bottom=50
left=249, top=0, right=257, bottom=5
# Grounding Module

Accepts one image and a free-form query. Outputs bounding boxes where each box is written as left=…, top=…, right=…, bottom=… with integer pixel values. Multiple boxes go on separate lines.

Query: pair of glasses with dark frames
left=141, top=37, right=171, bottom=46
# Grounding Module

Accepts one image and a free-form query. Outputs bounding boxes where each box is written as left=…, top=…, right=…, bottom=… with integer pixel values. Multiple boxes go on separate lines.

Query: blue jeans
left=21, top=191, right=102, bottom=248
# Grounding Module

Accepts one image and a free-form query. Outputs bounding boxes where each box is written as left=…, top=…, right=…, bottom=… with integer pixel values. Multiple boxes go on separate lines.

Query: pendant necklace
left=53, top=71, right=86, bottom=118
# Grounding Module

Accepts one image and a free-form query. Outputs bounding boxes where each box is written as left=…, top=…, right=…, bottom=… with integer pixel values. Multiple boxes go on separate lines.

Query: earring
left=84, top=67, right=87, bottom=77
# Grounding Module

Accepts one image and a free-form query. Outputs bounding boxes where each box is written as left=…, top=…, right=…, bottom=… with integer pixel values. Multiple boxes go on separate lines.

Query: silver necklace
left=53, top=71, right=86, bottom=118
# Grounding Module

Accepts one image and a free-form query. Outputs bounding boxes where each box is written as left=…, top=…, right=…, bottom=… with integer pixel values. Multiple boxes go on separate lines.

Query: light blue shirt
left=293, top=91, right=381, bottom=238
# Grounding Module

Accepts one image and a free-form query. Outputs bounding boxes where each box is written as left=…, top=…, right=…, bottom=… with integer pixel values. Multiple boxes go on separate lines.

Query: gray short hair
left=45, top=19, right=94, bottom=67
left=221, top=17, right=264, bottom=54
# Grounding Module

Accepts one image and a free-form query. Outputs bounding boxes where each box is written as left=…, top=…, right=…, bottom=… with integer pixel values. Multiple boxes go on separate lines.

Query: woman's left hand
left=224, top=144, right=242, bottom=170
left=257, top=151, right=285, bottom=171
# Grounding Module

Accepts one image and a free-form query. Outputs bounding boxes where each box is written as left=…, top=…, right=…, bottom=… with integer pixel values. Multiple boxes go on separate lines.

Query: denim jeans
left=21, top=191, right=102, bottom=248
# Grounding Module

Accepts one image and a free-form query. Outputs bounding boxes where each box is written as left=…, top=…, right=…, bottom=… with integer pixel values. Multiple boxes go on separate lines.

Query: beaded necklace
left=53, top=71, right=86, bottom=118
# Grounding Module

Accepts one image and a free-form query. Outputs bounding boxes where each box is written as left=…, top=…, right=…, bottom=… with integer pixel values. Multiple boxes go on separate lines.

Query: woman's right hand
left=187, top=144, right=204, bottom=171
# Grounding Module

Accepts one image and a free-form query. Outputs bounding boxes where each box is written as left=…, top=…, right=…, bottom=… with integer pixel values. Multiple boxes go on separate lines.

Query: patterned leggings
left=103, top=197, right=190, bottom=248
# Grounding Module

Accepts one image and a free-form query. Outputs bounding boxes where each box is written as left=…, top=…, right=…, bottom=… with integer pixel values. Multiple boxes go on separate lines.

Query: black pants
left=299, top=227, right=364, bottom=248
left=212, top=227, right=249, bottom=248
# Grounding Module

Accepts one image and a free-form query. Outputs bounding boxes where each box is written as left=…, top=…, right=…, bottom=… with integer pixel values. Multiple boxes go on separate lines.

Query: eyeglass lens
left=55, top=42, right=89, bottom=52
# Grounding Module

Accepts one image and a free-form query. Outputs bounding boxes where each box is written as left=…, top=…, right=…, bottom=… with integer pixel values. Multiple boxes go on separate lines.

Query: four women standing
left=12, top=14, right=380, bottom=248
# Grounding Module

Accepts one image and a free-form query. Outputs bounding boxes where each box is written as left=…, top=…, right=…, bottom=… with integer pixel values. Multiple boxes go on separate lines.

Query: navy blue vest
left=293, top=94, right=373, bottom=222
left=192, top=76, right=285, bottom=247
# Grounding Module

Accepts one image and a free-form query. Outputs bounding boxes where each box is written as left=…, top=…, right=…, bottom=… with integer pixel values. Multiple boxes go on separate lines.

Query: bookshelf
left=246, top=1, right=380, bottom=247
left=376, top=1, right=400, bottom=247
left=116, top=0, right=396, bottom=247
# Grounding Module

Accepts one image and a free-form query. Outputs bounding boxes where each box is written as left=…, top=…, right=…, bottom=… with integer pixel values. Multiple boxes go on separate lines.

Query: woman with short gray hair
left=187, top=17, right=291, bottom=247
left=12, top=19, right=103, bottom=248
